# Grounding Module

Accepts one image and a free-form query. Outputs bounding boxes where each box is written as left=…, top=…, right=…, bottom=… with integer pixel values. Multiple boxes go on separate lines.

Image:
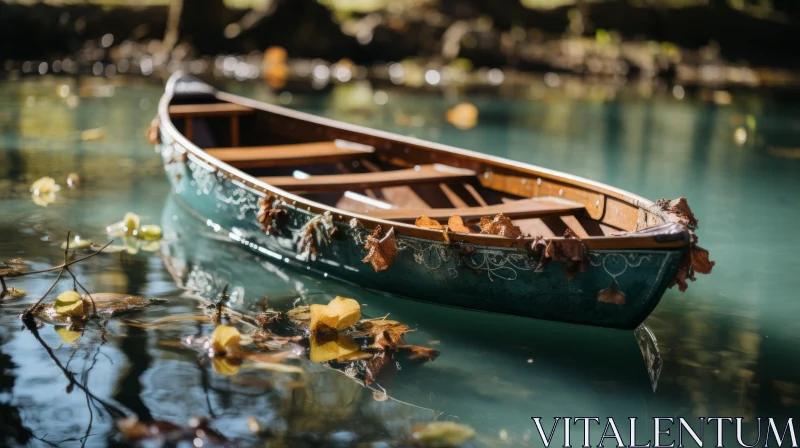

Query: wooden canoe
left=152, top=72, right=712, bottom=330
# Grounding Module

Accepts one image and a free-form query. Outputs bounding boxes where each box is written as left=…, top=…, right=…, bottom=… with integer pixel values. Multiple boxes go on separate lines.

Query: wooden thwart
left=206, top=141, right=374, bottom=169
left=169, top=103, right=255, bottom=117
left=259, top=164, right=476, bottom=192
left=366, top=197, right=584, bottom=222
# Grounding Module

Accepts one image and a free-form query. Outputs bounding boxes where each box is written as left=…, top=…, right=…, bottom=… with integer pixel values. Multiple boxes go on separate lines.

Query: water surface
left=1, top=76, right=799, bottom=447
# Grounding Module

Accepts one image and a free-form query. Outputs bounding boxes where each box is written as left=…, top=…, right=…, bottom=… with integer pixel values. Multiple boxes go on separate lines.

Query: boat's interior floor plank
left=258, top=164, right=476, bottom=192
left=366, top=197, right=585, bottom=222
left=205, top=141, right=374, bottom=169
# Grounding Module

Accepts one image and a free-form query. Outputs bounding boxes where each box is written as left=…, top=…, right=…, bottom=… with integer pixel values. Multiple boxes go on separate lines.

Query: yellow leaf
left=211, top=325, right=242, bottom=355
left=212, top=357, right=241, bottom=375
left=411, top=421, right=476, bottom=447
left=55, top=326, right=82, bottom=343
left=310, top=296, right=361, bottom=333
left=54, top=291, right=84, bottom=316
left=309, top=334, right=359, bottom=363
left=136, top=225, right=163, bottom=241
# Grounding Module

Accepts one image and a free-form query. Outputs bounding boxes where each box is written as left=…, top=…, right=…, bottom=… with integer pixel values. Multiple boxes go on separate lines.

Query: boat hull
left=158, top=140, right=682, bottom=330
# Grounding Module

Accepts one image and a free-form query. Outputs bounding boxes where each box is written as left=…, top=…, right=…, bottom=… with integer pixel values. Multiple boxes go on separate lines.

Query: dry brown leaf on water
left=364, top=350, right=390, bottom=385
left=0, top=258, right=28, bottom=276
left=597, top=280, right=626, bottom=305
left=447, top=216, right=470, bottom=233
left=363, top=226, right=398, bottom=272
left=212, top=357, right=241, bottom=376
left=309, top=296, right=361, bottom=333
left=399, top=345, right=440, bottom=361
left=285, top=305, right=311, bottom=322
left=211, top=325, right=242, bottom=356
left=479, top=213, right=523, bottom=239
left=415, top=216, right=444, bottom=230
left=309, top=333, right=359, bottom=363
left=410, top=421, right=476, bottom=447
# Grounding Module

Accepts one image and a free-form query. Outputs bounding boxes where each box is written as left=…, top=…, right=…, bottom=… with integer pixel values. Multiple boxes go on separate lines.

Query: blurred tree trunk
left=179, top=0, right=231, bottom=54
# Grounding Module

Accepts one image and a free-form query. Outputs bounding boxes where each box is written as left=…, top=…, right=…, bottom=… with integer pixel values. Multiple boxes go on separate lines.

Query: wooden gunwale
left=158, top=81, right=688, bottom=251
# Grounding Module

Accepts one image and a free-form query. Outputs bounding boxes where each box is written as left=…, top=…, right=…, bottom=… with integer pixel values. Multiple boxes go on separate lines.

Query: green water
left=1, top=76, right=799, bottom=447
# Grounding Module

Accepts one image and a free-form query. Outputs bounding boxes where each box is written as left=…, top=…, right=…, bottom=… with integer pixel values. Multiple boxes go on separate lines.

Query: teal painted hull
left=159, top=142, right=682, bottom=330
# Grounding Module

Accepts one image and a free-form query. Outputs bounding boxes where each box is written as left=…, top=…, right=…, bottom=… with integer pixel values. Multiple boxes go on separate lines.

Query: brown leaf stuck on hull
left=447, top=216, right=470, bottom=233
left=363, top=226, right=398, bottom=272
left=657, top=197, right=715, bottom=292
left=298, top=211, right=337, bottom=261
left=256, top=196, right=287, bottom=234
left=531, top=236, right=588, bottom=280
left=415, top=216, right=444, bottom=230
left=146, top=117, right=161, bottom=145
left=597, top=281, right=626, bottom=305
left=657, top=197, right=698, bottom=229
left=480, top=213, right=523, bottom=239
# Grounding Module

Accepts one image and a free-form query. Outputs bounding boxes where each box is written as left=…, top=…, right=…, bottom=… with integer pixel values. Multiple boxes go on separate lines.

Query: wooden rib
left=438, top=183, right=470, bottom=208
left=169, top=103, right=254, bottom=117
left=559, top=215, right=590, bottom=238
left=184, top=117, right=193, bottom=141
left=230, top=115, right=240, bottom=147
left=205, top=141, right=374, bottom=169
left=462, top=183, right=488, bottom=207
left=258, top=164, right=476, bottom=193
left=540, top=216, right=569, bottom=237
left=368, top=197, right=584, bottom=222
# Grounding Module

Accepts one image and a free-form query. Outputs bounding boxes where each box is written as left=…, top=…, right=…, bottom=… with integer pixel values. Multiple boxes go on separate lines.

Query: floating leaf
left=400, top=345, right=441, bottom=361
left=140, top=241, right=161, bottom=252
left=137, top=224, right=163, bottom=241
left=309, top=333, right=359, bottom=363
left=597, top=280, right=626, bottom=305
left=66, top=172, right=81, bottom=189
left=54, top=290, right=84, bottom=316
left=61, top=236, right=93, bottom=250
left=212, top=357, right=241, bottom=375
left=107, top=212, right=141, bottom=237
left=55, top=326, right=82, bottom=343
left=286, top=305, right=311, bottom=321
left=0, top=258, right=28, bottom=276
left=310, top=296, right=361, bottom=333
left=447, top=216, right=470, bottom=233
left=211, top=325, right=242, bottom=356
left=415, top=216, right=444, bottom=230
left=410, top=421, right=476, bottom=447
left=30, top=176, right=60, bottom=195
left=479, top=213, right=523, bottom=238
left=4, top=287, right=27, bottom=299
left=691, top=245, right=715, bottom=275
left=80, top=127, right=105, bottom=141
left=362, top=226, right=398, bottom=272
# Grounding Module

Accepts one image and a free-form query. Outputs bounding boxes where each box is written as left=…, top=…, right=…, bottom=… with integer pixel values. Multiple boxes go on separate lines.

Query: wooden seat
left=169, top=103, right=254, bottom=117
left=205, top=140, right=374, bottom=169
left=259, top=164, right=476, bottom=193
left=366, top=197, right=584, bottom=222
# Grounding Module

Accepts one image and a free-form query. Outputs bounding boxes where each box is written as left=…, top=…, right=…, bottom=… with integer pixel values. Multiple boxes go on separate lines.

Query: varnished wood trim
left=259, top=164, right=475, bottom=193
left=169, top=103, right=255, bottom=117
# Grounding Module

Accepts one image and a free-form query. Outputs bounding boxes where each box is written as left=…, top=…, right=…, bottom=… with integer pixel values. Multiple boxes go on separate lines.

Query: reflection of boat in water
left=152, top=73, right=712, bottom=330
left=161, top=193, right=664, bottom=426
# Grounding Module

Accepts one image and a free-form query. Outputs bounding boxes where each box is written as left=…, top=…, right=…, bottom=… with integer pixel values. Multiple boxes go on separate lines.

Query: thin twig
left=64, top=267, right=97, bottom=316
left=23, top=267, right=65, bottom=316
left=8, top=240, right=114, bottom=278
left=21, top=316, right=127, bottom=419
